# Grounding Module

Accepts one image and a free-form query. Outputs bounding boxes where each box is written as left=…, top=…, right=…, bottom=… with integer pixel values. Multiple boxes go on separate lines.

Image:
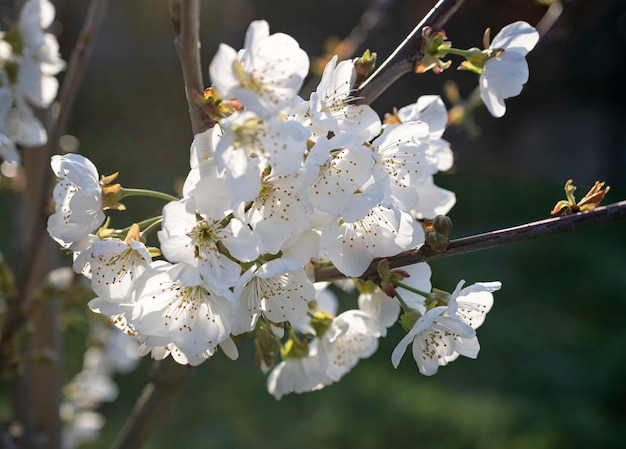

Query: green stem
left=443, top=47, right=473, bottom=58
left=120, top=188, right=179, bottom=203
left=141, top=217, right=164, bottom=238
left=116, top=216, right=163, bottom=237
left=396, top=281, right=434, bottom=301
left=394, top=291, right=413, bottom=314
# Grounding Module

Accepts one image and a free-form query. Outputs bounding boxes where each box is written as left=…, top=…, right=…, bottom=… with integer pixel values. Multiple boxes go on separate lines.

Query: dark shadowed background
left=2, top=0, right=626, bottom=447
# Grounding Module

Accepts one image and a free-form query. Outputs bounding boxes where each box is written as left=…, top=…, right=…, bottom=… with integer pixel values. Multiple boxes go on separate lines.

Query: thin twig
left=111, top=358, right=194, bottom=449
left=314, top=200, right=626, bottom=282
left=300, top=0, right=396, bottom=98
left=357, top=0, right=465, bottom=105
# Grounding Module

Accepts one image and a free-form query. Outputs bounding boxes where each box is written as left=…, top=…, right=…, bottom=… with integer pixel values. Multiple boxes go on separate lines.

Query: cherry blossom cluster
left=46, top=19, right=539, bottom=398
left=0, top=0, right=64, bottom=164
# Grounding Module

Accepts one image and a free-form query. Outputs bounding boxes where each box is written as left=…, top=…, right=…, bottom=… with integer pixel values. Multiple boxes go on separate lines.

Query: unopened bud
left=425, top=230, right=448, bottom=252
left=424, top=215, right=452, bottom=252
left=432, top=215, right=453, bottom=236
left=354, top=49, right=377, bottom=86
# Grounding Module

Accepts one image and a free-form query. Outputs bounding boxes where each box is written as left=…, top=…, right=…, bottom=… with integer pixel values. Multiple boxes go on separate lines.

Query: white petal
left=491, top=21, right=539, bottom=55
left=208, top=44, right=239, bottom=98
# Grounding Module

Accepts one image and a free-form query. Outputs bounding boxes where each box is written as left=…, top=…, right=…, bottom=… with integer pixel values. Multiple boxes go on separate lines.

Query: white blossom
left=158, top=197, right=257, bottom=296
left=480, top=21, right=539, bottom=118
left=233, top=258, right=314, bottom=335
left=390, top=95, right=456, bottom=218
left=320, top=205, right=423, bottom=277
left=267, top=344, right=332, bottom=400
left=130, top=262, right=236, bottom=357
left=267, top=288, right=383, bottom=399
left=305, top=133, right=381, bottom=222
left=209, top=20, right=309, bottom=116
left=0, top=0, right=65, bottom=161
left=308, top=56, right=381, bottom=141
left=391, top=305, right=475, bottom=376
left=391, top=279, right=501, bottom=375
left=235, top=170, right=310, bottom=255
left=371, top=122, right=438, bottom=211
left=47, top=154, right=105, bottom=248
left=74, top=235, right=152, bottom=303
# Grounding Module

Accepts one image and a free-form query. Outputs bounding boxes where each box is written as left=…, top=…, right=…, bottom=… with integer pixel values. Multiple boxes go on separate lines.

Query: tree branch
left=356, top=0, right=466, bottom=105
left=314, top=200, right=626, bottom=282
left=300, top=0, right=396, bottom=98
left=174, top=0, right=212, bottom=135
left=111, top=358, right=194, bottom=449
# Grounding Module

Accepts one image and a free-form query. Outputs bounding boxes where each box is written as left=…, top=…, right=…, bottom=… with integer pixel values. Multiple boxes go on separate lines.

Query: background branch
left=356, top=0, right=466, bottom=105
left=300, top=0, right=395, bottom=98
left=111, top=358, right=194, bottom=449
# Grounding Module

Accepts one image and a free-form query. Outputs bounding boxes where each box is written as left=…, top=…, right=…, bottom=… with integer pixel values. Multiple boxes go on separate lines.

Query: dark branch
left=357, top=0, right=466, bottom=105
left=111, top=358, right=194, bottom=449
left=314, top=200, right=626, bottom=282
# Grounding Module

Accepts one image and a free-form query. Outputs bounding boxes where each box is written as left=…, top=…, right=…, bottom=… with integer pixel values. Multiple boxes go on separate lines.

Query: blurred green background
left=3, top=0, right=626, bottom=447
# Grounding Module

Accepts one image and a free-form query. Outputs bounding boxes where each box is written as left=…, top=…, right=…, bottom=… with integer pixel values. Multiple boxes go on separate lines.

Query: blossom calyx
left=280, top=332, right=310, bottom=359
left=123, top=223, right=142, bottom=245
left=458, top=47, right=502, bottom=74
left=194, top=87, right=243, bottom=122
left=254, top=322, right=282, bottom=373
left=427, top=287, right=451, bottom=309
left=99, top=172, right=125, bottom=211
left=399, top=309, right=421, bottom=332
left=310, top=311, right=334, bottom=338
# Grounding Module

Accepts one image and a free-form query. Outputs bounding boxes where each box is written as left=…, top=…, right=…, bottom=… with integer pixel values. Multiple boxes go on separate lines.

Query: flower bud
left=550, top=179, right=610, bottom=215
left=432, top=215, right=453, bottom=236
left=424, top=215, right=452, bottom=252
left=354, top=49, right=377, bottom=86
left=425, top=230, right=448, bottom=252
